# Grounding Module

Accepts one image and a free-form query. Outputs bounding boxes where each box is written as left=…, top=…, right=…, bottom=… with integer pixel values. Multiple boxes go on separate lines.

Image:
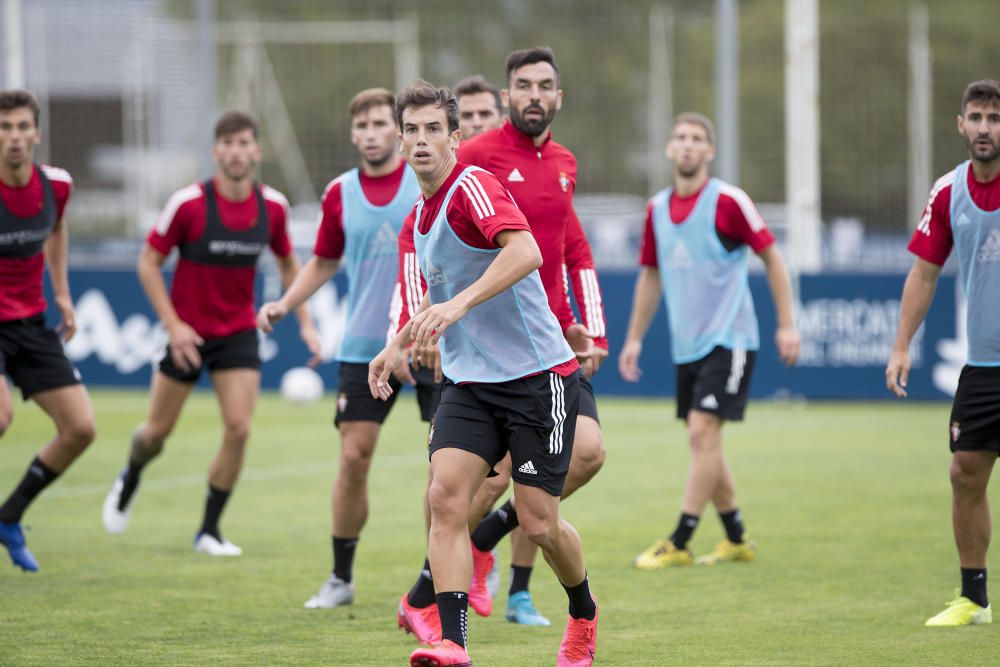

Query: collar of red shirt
left=501, top=119, right=552, bottom=151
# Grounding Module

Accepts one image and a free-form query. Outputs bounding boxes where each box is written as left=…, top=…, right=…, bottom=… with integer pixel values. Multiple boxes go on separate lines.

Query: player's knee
left=572, top=433, right=606, bottom=479
left=687, top=422, right=720, bottom=452
left=0, top=410, right=12, bottom=437
left=519, top=515, right=558, bottom=550
left=223, top=420, right=251, bottom=445
left=950, top=458, right=987, bottom=495
left=427, top=478, right=467, bottom=528
left=482, top=473, right=510, bottom=505
left=62, top=417, right=96, bottom=453
left=339, top=442, right=375, bottom=478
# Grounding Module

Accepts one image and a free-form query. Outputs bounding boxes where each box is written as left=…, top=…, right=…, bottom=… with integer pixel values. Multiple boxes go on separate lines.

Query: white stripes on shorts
left=725, top=348, right=747, bottom=395
left=548, top=373, right=567, bottom=454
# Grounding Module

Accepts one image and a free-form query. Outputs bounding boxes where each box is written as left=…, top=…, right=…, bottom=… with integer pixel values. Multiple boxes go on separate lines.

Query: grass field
left=1, top=390, right=997, bottom=665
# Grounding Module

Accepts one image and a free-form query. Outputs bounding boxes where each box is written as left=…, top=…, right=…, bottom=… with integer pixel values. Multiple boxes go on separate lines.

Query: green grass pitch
left=1, top=390, right=997, bottom=665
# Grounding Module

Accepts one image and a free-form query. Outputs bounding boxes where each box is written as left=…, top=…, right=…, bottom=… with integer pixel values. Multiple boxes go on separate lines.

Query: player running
left=101, top=111, right=317, bottom=556
left=372, top=78, right=598, bottom=667
left=887, top=79, right=1000, bottom=627
left=620, top=112, right=800, bottom=568
left=0, top=89, right=96, bottom=572
left=257, top=88, right=424, bottom=608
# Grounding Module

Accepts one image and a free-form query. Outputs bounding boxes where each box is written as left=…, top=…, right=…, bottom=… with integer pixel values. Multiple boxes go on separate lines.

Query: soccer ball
left=280, top=366, right=324, bottom=405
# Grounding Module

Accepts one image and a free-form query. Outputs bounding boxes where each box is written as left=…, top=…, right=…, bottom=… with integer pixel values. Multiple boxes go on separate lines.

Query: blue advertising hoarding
left=45, top=269, right=962, bottom=400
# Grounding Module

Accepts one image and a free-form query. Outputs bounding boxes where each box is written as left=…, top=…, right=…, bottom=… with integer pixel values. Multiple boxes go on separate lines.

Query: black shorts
left=430, top=371, right=579, bottom=497
left=334, top=361, right=401, bottom=426
left=159, top=329, right=261, bottom=383
left=0, top=314, right=82, bottom=400
left=412, top=366, right=444, bottom=423
left=577, top=370, right=599, bottom=423
left=676, top=346, right=756, bottom=422
left=949, top=365, right=1000, bottom=454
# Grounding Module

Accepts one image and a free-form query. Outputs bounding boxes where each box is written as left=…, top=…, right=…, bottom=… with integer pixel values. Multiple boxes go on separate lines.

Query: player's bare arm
left=257, top=255, right=339, bottom=333
left=137, top=243, right=203, bottom=372
left=43, top=214, right=76, bottom=341
left=274, top=251, right=322, bottom=366
left=887, top=257, right=942, bottom=398
left=757, top=243, right=801, bottom=366
left=619, top=266, right=662, bottom=382
left=370, top=294, right=428, bottom=400
left=409, top=228, right=542, bottom=348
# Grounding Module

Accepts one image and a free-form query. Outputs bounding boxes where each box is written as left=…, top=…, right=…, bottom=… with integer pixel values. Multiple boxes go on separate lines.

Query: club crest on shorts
left=337, top=393, right=348, bottom=413
left=427, top=424, right=435, bottom=445
left=558, top=172, right=570, bottom=192
left=951, top=421, right=961, bottom=443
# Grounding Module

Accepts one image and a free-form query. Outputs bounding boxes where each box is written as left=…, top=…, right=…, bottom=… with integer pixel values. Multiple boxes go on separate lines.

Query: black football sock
left=470, top=498, right=518, bottom=552
left=436, top=591, right=469, bottom=648
left=332, top=536, right=359, bottom=583
left=961, top=567, right=988, bottom=608
left=509, top=565, right=534, bottom=596
left=199, top=484, right=231, bottom=540
left=563, top=573, right=597, bottom=621
left=118, top=457, right=146, bottom=511
left=407, top=557, right=436, bottom=608
left=719, top=508, right=746, bottom=544
left=0, top=456, right=60, bottom=524
left=669, top=512, right=700, bottom=550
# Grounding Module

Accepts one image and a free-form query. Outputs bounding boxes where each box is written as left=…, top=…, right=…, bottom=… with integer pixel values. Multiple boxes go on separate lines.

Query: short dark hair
left=961, top=80, right=1000, bottom=114
left=673, top=112, right=717, bottom=146
left=504, top=47, right=560, bottom=85
left=348, top=87, right=397, bottom=121
left=454, top=75, right=503, bottom=114
left=214, top=111, right=259, bottom=140
left=0, top=89, right=40, bottom=126
left=396, top=80, right=459, bottom=134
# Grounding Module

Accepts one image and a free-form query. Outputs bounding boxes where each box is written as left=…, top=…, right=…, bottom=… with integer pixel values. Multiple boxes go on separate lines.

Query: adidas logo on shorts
left=518, top=460, right=538, bottom=475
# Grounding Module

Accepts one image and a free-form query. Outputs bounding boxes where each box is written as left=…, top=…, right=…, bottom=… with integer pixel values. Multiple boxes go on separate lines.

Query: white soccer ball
left=280, top=366, right=324, bottom=405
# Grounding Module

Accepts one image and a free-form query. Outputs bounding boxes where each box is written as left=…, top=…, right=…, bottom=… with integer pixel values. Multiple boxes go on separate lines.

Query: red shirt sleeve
left=446, top=169, right=531, bottom=247
left=147, top=184, right=201, bottom=256
left=715, top=186, right=775, bottom=252
left=908, top=176, right=954, bottom=266
left=391, top=208, right=427, bottom=336
left=313, top=179, right=345, bottom=260
left=264, top=187, right=292, bottom=258
left=565, top=208, right=607, bottom=348
left=639, top=200, right=658, bottom=268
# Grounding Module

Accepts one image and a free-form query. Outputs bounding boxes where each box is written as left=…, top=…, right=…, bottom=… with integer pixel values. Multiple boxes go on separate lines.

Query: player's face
left=958, top=100, right=1000, bottom=164
left=351, top=104, right=398, bottom=168
left=0, top=107, right=40, bottom=170
left=457, top=92, right=502, bottom=140
left=399, top=105, right=460, bottom=180
left=212, top=128, right=260, bottom=182
left=667, top=122, right=715, bottom=178
left=503, top=62, right=563, bottom=138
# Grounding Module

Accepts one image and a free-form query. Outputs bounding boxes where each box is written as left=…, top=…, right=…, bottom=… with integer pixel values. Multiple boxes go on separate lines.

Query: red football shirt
left=458, top=121, right=579, bottom=332
left=147, top=179, right=292, bottom=339
left=564, top=208, right=608, bottom=350
left=408, top=162, right=578, bottom=378
left=0, top=164, right=73, bottom=321
left=908, top=165, right=1000, bottom=266
left=314, top=161, right=407, bottom=260
left=391, top=208, right=422, bottom=336
left=639, top=179, right=775, bottom=267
